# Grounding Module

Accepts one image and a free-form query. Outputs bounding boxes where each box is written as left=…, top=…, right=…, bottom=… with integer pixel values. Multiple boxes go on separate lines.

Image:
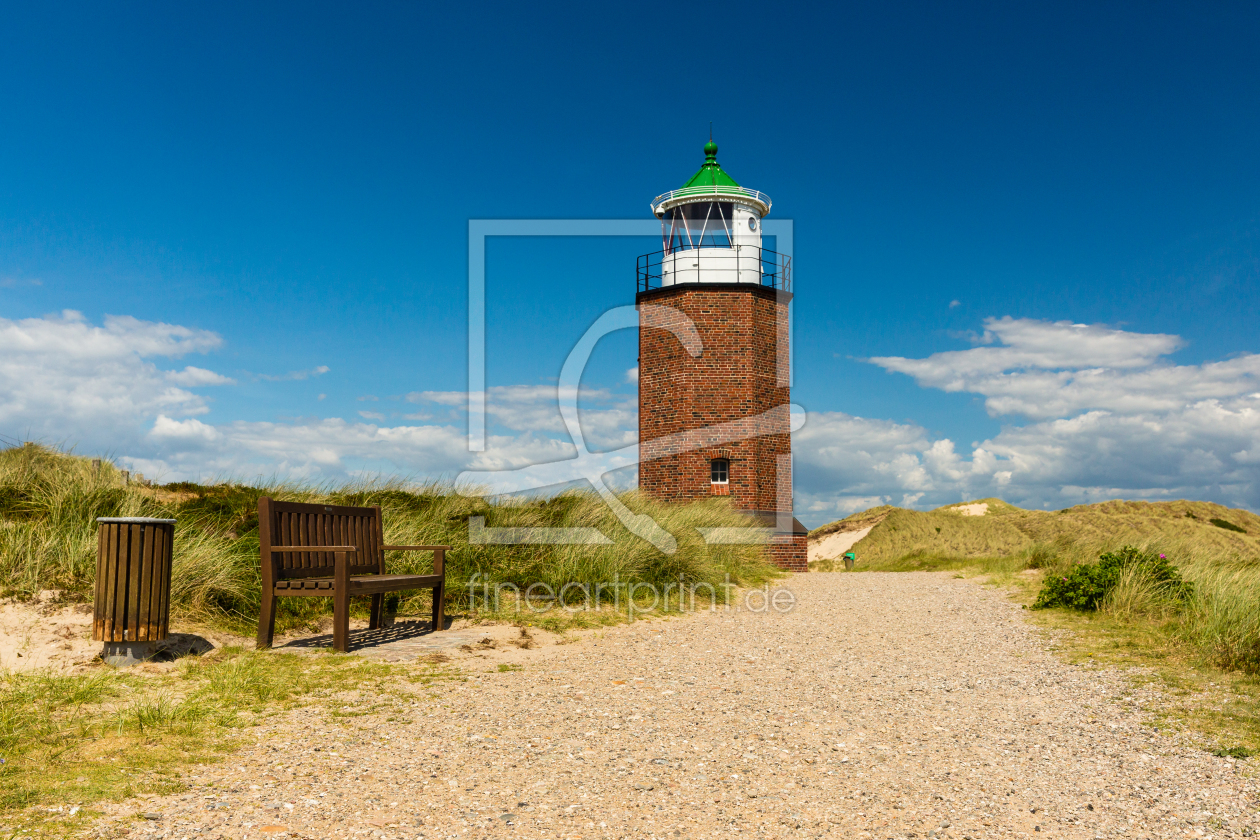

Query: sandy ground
left=0, top=597, right=475, bottom=672
left=807, top=526, right=874, bottom=565
left=69, top=572, right=1260, bottom=840
left=0, top=594, right=100, bottom=671
left=949, top=504, right=990, bottom=517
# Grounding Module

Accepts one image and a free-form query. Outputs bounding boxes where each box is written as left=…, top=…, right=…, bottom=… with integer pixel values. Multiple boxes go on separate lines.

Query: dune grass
left=0, top=443, right=781, bottom=633
left=818, top=497, right=1260, bottom=569
left=0, top=647, right=460, bottom=828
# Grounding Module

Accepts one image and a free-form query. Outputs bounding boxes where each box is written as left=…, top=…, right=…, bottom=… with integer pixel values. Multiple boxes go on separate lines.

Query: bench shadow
left=276, top=618, right=446, bottom=653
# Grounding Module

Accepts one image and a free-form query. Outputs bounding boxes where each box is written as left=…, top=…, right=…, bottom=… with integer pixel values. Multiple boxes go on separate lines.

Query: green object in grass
left=1209, top=517, right=1247, bottom=534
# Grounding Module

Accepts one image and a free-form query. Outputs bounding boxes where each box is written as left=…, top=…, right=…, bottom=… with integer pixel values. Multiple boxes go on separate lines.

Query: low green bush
left=1210, top=517, right=1247, bottom=534
left=1033, top=545, right=1192, bottom=611
left=1211, top=746, right=1256, bottom=758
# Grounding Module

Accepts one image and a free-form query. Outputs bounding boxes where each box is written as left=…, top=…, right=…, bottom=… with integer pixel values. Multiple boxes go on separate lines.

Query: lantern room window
left=663, top=201, right=735, bottom=252
left=710, top=458, right=729, bottom=485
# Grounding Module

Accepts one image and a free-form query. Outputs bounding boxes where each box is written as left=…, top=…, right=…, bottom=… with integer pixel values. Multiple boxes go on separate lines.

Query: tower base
left=767, top=534, right=808, bottom=573
left=741, top=511, right=808, bottom=573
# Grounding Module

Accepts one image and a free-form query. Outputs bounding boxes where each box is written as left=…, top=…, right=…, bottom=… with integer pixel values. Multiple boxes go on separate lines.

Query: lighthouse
left=636, top=140, right=808, bottom=572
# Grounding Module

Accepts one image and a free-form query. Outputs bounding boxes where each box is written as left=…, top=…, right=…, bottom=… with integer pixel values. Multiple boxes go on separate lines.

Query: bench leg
left=432, top=581, right=445, bottom=632
left=368, top=593, right=384, bottom=630
left=256, top=589, right=277, bottom=650
left=333, top=586, right=350, bottom=653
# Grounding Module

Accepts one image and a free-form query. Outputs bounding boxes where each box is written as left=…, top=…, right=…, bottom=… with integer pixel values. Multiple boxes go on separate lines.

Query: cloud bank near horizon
left=2, top=311, right=1258, bottom=526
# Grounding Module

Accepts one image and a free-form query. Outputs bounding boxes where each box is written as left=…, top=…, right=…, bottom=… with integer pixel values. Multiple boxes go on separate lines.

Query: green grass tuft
left=1211, top=746, right=1255, bottom=758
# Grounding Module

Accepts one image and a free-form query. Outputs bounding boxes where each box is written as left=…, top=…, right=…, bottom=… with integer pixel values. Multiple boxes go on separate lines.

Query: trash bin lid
left=95, top=517, right=177, bottom=524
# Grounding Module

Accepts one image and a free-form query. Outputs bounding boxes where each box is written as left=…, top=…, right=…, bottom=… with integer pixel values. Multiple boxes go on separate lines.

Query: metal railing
left=636, top=246, right=791, bottom=293
left=649, top=185, right=772, bottom=215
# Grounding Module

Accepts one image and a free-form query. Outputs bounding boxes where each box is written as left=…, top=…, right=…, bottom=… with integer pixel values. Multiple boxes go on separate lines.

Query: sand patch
left=949, top=503, right=989, bottom=516
left=0, top=594, right=232, bottom=672
left=0, top=595, right=100, bottom=671
left=808, top=526, right=874, bottom=564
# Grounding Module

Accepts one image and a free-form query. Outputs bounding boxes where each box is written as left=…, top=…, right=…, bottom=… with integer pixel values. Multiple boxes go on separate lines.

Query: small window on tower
left=710, top=458, right=729, bottom=485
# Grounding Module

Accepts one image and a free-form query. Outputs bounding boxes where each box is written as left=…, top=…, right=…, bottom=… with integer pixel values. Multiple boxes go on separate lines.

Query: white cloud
left=0, top=311, right=228, bottom=449
left=0, top=310, right=629, bottom=489
left=977, top=397, right=1260, bottom=502
left=407, top=384, right=636, bottom=450
left=872, top=316, right=1180, bottom=378
left=0, top=311, right=222, bottom=358
left=792, top=412, right=960, bottom=520
left=167, top=366, right=235, bottom=386
left=150, top=415, right=220, bottom=444
left=867, top=316, right=1259, bottom=420
left=792, top=403, right=1260, bottom=522
left=793, top=318, right=1260, bottom=522
left=135, top=417, right=585, bottom=486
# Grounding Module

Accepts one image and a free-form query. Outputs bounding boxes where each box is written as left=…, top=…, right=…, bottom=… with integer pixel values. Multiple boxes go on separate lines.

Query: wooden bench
left=256, top=497, right=449, bottom=653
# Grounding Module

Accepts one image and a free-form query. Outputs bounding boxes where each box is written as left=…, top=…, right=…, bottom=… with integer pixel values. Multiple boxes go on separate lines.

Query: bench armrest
left=381, top=545, right=449, bottom=576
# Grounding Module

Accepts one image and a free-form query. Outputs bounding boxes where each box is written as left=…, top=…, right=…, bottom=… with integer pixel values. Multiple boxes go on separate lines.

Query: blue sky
left=2, top=2, right=1259, bottom=525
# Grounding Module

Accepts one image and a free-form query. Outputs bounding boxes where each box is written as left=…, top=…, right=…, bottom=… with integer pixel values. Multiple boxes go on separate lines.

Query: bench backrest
left=258, top=497, right=384, bottom=581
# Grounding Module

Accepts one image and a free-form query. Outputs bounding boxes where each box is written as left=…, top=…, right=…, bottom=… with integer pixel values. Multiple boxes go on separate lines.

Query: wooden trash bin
left=93, top=517, right=176, bottom=666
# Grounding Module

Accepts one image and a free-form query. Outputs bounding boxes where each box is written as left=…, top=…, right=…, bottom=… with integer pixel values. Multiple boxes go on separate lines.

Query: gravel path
left=89, top=572, right=1259, bottom=839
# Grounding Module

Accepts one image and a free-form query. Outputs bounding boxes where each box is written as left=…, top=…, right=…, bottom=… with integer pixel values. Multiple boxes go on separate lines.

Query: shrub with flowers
left=1032, top=545, right=1193, bottom=611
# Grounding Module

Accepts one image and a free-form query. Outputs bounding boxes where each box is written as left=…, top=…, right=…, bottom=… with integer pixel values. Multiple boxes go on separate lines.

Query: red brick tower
left=636, top=141, right=808, bottom=571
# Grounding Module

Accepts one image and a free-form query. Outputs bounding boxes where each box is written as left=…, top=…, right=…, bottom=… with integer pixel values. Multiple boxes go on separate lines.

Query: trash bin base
left=102, top=641, right=154, bottom=667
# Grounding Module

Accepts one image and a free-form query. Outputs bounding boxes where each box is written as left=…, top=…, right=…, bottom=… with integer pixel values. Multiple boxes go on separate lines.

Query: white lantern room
left=638, top=140, right=789, bottom=290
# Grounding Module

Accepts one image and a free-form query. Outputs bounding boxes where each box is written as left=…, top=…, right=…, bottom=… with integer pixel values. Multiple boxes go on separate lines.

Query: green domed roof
left=650, top=139, right=771, bottom=217
left=680, top=140, right=741, bottom=190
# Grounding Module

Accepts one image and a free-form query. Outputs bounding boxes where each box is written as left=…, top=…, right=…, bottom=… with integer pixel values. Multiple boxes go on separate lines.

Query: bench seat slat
left=274, top=578, right=335, bottom=591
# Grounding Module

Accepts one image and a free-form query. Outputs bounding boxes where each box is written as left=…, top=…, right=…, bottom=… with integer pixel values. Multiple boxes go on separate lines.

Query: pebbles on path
left=86, top=573, right=1259, bottom=839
